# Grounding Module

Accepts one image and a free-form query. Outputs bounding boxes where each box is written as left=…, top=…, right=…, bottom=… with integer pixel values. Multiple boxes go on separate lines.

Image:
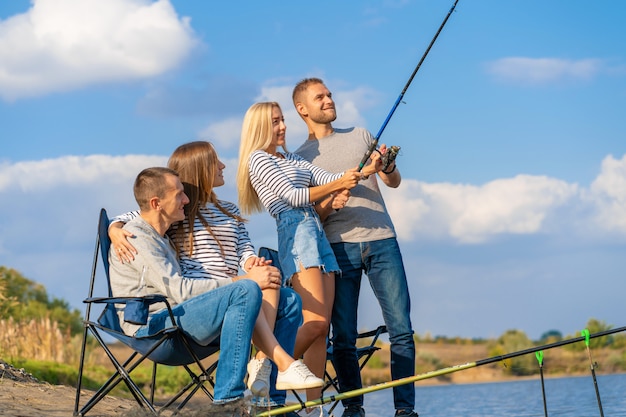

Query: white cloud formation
left=0, top=0, right=196, bottom=101
left=486, top=57, right=603, bottom=85
left=586, top=154, right=626, bottom=234
left=0, top=154, right=166, bottom=192
left=384, top=174, right=580, bottom=243
left=198, top=117, right=244, bottom=150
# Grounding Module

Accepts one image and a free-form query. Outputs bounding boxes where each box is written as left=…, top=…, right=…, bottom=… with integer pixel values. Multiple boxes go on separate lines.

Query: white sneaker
left=247, top=357, right=272, bottom=397
left=276, top=359, right=324, bottom=390
left=297, top=406, right=331, bottom=417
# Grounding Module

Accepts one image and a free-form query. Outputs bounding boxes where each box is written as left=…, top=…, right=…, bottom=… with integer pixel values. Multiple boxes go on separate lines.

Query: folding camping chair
left=257, top=247, right=388, bottom=410
left=74, top=208, right=220, bottom=416
left=325, top=324, right=387, bottom=414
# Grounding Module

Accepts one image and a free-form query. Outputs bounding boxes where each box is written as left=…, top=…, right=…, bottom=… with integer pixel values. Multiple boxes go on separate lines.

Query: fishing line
left=358, top=0, right=460, bottom=171
left=255, top=325, right=626, bottom=417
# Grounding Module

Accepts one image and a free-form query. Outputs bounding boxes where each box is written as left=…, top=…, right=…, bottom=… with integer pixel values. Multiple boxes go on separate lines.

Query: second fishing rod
left=358, top=0, right=460, bottom=172
left=257, top=325, right=626, bottom=417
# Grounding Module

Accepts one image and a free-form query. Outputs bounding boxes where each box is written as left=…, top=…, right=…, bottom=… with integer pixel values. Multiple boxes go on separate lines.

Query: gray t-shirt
left=295, top=127, right=396, bottom=244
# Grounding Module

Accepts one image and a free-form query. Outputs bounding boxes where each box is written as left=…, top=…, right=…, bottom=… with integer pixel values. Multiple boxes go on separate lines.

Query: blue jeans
left=330, top=238, right=415, bottom=412
left=135, top=280, right=262, bottom=403
left=254, top=287, right=303, bottom=407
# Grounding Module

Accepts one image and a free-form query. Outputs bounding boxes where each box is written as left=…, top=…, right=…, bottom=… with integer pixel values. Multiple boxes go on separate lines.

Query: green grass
left=11, top=357, right=209, bottom=399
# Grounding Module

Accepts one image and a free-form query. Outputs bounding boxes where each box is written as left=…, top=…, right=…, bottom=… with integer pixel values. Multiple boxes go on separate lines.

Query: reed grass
left=0, top=316, right=72, bottom=363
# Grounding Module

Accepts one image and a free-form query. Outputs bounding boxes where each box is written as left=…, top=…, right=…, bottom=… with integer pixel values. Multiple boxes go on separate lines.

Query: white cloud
left=0, top=0, right=196, bottom=101
left=384, top=174, right=579, bottom=243
left=0, top=154, right=166, bottom=192
left=486, top=57, right=603, bottom=85
left=198, top=117, right=244, bottom=150
left=586, top=154, right=626, bottom=234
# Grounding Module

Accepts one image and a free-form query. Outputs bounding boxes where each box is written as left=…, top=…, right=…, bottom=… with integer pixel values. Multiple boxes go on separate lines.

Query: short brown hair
left=292, top=77, right=325, bottom=105
left=133, top=167, right=179, bottom=211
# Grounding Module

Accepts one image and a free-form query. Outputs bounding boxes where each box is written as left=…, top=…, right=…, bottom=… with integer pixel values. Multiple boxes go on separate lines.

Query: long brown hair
left=167, top=141, right=245, bottom=256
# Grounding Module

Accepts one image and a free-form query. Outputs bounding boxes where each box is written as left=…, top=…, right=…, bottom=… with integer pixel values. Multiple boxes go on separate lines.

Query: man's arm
left=376, top=144, right=401, bottom=188
left=120, top=225, right=230, bottom=305
left=378, top=160, right=401, bottom=188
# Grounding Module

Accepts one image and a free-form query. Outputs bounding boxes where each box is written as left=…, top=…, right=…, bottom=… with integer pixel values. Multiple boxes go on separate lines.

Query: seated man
left=109, top=167, right=322, bottom=410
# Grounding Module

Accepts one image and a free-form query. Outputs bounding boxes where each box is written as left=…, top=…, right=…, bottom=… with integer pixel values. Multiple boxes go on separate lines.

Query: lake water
left=327, top=373, right=626, bottom=417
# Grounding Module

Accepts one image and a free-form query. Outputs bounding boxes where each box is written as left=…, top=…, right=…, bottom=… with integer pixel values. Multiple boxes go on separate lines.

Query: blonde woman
left=237, top=102, right=377, bottom=415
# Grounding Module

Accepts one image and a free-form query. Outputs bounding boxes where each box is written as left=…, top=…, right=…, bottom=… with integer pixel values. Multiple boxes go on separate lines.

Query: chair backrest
left=95, top=208, right=123, bottom=332
left=83, top=208, right=114, bottom=323
left=98, top=208, right=113, bottom=297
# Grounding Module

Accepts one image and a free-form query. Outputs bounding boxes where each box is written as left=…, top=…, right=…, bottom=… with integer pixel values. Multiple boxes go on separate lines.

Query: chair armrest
left=84, top=294, right=169, bottom=306
left=357, top=325, right=388, bottom=340
left=85, top=295, right=178, bottom=327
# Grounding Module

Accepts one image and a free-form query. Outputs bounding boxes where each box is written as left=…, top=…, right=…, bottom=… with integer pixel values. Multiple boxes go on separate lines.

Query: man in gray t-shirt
left=294, top=78, right=417, bottom=417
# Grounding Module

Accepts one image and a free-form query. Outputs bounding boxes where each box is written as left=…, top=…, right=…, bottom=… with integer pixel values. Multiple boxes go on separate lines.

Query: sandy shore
left=0, top=361, right=251, bottom=417
left=0, top=379, right=138, bottom=417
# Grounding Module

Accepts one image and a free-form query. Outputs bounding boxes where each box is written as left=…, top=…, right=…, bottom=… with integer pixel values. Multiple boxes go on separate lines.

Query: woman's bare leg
left=252, top=305, right=295, bottom=372
left=253, top=287, right=280, bottom=361
left=292, top=268, right=335, bottom=401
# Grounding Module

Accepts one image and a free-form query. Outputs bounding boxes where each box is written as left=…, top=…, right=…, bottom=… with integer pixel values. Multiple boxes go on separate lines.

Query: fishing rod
left=255, top=325, right=626, bottom=417
left=581, top=329, right=605, bottom=417
left=358, top=0, right=460, bottom=172
left=535, top=351, right=549, bottom=417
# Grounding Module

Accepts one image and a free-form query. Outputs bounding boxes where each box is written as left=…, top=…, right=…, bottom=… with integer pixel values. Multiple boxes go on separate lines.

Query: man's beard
left=313, top=108, right=337, bottom=124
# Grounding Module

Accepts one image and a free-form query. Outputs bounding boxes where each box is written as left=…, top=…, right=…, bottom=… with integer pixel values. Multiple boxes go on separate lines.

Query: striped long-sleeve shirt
left=110, top=200, right=256, bottom=281
left=248, top=150, right=344, bottom=217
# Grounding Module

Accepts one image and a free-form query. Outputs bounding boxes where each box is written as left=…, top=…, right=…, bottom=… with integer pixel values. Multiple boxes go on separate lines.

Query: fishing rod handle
left=358, top=140, right=378, bottom=171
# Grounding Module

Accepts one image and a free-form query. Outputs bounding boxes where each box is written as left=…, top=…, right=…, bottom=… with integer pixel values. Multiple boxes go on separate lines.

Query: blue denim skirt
left=276, top=206, right=340, bottom=285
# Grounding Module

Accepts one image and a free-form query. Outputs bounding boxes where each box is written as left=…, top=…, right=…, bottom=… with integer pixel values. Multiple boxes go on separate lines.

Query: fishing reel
left=381, top=145, right=400, bottom=171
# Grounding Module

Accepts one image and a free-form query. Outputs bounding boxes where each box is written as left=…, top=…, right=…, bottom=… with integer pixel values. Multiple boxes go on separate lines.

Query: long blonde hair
left=237, top=101, right=288, bottom=215
left=168, top=141, right=245, bottom=256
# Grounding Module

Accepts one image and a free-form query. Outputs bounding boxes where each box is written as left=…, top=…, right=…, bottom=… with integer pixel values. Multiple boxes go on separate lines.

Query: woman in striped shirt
left=237, top=102, right=377, bottom=408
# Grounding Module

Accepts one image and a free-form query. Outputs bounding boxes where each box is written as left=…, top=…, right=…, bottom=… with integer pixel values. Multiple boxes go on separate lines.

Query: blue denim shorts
left=276, top=206, right=340, bottom=284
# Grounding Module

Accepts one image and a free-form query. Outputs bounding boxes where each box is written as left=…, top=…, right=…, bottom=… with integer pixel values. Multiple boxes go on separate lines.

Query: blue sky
left=1, top=0, right=625, bottom=341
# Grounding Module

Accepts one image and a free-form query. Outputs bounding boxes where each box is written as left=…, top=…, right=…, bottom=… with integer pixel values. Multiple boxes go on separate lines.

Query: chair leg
left=73, top=326, right=90, bottom=416
left=78, top=328, right=158, bottom=416
left=150, top=362, right=157, bottom=405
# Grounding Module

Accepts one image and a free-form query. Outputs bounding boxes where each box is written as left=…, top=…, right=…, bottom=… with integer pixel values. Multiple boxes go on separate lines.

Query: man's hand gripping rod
left=357, top=0, right=460, bottom=172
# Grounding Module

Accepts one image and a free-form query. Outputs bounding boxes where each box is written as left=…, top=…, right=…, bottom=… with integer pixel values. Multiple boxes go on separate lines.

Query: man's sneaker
left=247, top=357, right=272, bottom=397
left=276, top=360, right=324, bottom=390
left=267, top=405, right=300, bottom=417
left=342, top=405, right=365, bottom=417
left=297, top=406, right=331, bottom=417
left=395, top=410, right=418, bottom=417
left=207, top=398, right=251, bottom=417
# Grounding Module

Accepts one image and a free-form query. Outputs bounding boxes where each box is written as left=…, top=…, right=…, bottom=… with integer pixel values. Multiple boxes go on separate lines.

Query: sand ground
left=0, top=361, right=251, bottom=417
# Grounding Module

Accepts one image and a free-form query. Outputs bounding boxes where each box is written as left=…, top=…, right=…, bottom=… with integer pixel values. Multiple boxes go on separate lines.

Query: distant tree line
left=0, top=266, right=82, bottom=335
